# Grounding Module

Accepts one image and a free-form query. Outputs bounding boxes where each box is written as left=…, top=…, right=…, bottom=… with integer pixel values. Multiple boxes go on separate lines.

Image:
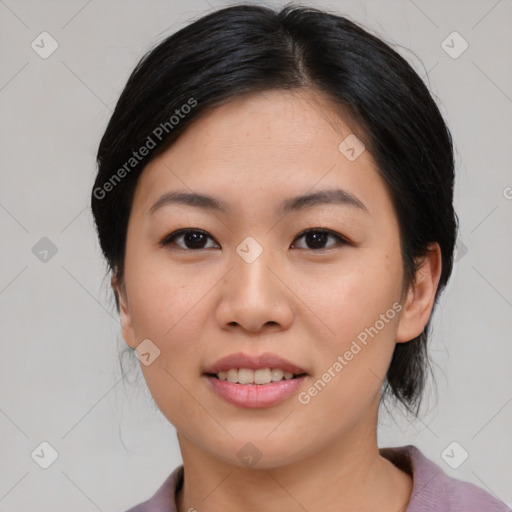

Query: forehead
left=180, top=88, right=364, bottom=154
left=133, top=89, right=388, bottom=217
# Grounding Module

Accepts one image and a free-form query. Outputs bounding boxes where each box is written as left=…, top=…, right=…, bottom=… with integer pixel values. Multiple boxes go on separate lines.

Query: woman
left=91, top=4, right=510, bottom=511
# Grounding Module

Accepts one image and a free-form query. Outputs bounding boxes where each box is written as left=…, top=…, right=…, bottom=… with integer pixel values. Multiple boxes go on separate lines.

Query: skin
left=113, top=88, right=442, bottom=512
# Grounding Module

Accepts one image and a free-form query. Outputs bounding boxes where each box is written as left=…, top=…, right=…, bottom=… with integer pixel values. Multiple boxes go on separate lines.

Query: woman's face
left=115, top=89, right=429, bottom=468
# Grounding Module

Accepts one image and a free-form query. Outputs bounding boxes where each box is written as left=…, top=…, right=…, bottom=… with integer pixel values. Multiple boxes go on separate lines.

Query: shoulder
left=119, top=465, right=184, bottom=512
left=380, top=444, right=511, bottom=512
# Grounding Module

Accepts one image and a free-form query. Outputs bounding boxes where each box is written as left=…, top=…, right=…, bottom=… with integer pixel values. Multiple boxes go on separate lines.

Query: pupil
left=186, top=232, right=206, bottom=249
left=307, top=231, right=327, bottom=249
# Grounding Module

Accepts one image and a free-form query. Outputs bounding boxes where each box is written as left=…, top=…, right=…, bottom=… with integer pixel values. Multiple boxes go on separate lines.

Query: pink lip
left=203, top=351, right=307, bottom=375
left=204, top=375, right=307, bottom=408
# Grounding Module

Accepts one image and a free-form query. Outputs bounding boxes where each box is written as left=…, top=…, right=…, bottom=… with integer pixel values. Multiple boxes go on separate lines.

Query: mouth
left=202, top=352, right=309, bottom=407
left=203, top=369, right=309, bottom=408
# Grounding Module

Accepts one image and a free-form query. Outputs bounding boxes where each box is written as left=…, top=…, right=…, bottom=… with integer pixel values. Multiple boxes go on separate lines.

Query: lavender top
left=122, top=444, right=510, bottom=511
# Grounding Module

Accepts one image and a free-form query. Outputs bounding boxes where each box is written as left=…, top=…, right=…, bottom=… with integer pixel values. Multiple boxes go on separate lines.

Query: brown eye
left=160, top=229, right=219, bottom=250
left=292, top=228, right=348, bottom=250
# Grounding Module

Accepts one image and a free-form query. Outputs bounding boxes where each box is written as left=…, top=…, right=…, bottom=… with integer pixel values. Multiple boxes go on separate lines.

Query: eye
left=159, top=227, right=349, bottom=252
left=159, top=229, right=219, bottom=250
left=291, top=228, right=349, bottom=251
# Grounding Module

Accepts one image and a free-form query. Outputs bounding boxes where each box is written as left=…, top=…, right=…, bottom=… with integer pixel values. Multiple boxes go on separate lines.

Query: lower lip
left=204, top=375, right=307, bottom=408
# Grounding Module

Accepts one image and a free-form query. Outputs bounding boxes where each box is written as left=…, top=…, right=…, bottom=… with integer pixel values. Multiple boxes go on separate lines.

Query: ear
left=396, top=242, right=443, bottom=343
left=111, top=274, right=138, bottom=349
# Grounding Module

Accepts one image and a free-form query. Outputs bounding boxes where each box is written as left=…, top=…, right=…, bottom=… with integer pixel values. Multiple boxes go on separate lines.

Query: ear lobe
left=395, top=243, right=443, bottom=344
left=111, top=274, right=138, bottom=349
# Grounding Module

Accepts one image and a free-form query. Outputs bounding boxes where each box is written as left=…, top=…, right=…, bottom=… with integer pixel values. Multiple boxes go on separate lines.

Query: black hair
left=91, top=3, right=458, bottom=418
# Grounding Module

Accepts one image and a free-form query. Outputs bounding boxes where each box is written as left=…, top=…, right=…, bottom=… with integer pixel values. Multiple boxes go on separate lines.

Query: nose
left=215, top=247, right=294, bottom=334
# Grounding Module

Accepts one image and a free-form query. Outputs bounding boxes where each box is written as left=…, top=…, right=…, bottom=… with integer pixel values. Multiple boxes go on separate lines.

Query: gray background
left=1, top=0, right=511, bottom=510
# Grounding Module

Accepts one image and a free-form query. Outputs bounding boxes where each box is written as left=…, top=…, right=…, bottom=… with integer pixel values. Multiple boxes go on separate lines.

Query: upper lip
left=203, top=352, right=308, bottom=375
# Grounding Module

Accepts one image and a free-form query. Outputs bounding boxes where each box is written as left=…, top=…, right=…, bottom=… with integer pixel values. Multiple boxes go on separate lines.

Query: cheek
left=294, top=252, right=402, bottom=401
left=292, top=250, right=402, bottom=337
left=131, top=271, right=211, bottom=425
left=127, top=258, right=215, bottom=338
left=126, top=261, right=219, bottom=400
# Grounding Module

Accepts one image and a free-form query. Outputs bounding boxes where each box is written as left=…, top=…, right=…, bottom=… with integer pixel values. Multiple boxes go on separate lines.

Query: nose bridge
left=232, top=235, right=277, bottom=301
left=215, top=235, right=293, bottom=332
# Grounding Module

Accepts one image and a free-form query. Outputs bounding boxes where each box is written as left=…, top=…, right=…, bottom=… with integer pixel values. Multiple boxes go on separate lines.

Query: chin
left=207, top=436, right=315, bottom=470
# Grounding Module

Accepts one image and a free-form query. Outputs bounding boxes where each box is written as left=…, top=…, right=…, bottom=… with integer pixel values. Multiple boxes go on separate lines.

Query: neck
left=175, top=406, right=412, bottom=512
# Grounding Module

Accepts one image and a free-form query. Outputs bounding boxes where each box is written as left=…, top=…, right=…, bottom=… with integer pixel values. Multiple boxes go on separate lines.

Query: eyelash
left=159, top=228, right=350, bottom=252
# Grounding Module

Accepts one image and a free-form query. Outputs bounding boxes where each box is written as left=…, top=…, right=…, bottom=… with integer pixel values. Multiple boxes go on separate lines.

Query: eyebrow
left=148, top=188, right=368, bottom=215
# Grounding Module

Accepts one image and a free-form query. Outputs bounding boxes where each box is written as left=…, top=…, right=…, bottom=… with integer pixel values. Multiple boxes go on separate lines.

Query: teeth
left=226, top=369, right=238, bottom=383
left=216, top=368, right=297, bottom=384
left=239, top=368, right=255, bottom=384
left=271, top=368, right=284, bottom=381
